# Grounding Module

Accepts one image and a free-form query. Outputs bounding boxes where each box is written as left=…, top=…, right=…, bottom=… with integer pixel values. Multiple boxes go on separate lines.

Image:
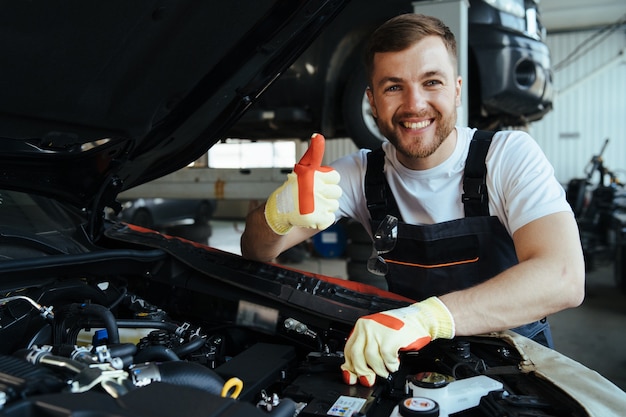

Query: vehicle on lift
left=0, top=1, right=624, bottom=416
left=227, top=0, right=553, bottom=149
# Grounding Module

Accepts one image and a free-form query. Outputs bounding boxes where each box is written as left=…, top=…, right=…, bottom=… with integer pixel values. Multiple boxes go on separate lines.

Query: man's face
left=366, top=35, right=462, bottom=170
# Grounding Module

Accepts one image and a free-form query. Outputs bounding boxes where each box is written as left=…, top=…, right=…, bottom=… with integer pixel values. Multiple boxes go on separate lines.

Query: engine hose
left=108, top=343, right=137, bottom=359
left=172, top=335, right=206, bottom=358
left=133, top=345, right=180, bottom=363
left=156, top=361, right=224, bottom=395
left=106, top=343, right=137, bottom=368
left=70, top=303, right=120, bottom=344
left=115, top=319, right=180, bottom=332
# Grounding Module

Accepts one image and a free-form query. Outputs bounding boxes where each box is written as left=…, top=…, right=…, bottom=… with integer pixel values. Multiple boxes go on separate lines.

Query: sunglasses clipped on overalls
left=364, top=130, right=553, bottom=348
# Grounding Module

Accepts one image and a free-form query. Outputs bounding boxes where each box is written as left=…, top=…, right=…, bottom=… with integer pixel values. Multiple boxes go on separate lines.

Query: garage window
left=208, top=139, right=296, bottom=168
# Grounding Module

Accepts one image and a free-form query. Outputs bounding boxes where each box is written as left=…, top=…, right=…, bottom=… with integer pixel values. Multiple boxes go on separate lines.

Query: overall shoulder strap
left=365, top=147, right=401, bottom=222
left=462, top=130, right=496, bottom=217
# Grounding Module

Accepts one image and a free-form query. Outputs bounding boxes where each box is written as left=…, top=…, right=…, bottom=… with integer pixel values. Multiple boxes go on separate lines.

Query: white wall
left=529, top=26, right=626, bottom=185
left=321, top=137, right=359, bottom=165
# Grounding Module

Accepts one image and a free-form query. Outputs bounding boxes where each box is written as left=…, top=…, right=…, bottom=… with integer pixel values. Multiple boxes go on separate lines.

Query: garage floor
left=208, top=220, right=626, bottom=392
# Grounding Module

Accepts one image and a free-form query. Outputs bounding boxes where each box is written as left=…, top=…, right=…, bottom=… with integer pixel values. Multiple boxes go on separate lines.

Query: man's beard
left=378, top=110, right=456, bottom=160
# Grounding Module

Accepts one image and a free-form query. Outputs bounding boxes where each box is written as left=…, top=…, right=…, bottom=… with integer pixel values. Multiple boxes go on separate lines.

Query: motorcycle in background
left=566, top=138, right=626, bottom=293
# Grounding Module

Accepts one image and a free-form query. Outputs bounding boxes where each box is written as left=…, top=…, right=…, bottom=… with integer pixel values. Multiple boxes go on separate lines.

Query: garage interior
left=125, top=0, right=626, bottom=393
left=3, top=1, right=626, bottom=415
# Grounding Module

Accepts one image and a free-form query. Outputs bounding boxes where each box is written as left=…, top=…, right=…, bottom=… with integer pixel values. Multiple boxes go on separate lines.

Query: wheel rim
left=360, top=91, right=385, bottom=142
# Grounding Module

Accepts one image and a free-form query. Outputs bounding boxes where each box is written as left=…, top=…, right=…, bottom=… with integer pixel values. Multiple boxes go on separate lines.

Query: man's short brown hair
left=364, top=13, right=458, bottom=85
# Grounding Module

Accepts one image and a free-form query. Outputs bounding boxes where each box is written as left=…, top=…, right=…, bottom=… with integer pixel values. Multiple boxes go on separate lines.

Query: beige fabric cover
left=487, top=331, right=626, bottom=416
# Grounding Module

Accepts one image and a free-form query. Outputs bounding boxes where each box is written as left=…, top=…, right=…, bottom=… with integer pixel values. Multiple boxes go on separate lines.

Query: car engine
left=0, top=225, right=590, bottom=417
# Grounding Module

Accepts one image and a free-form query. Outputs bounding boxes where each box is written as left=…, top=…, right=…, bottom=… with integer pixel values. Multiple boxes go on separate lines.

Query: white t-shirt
left=331, top=126, right=572, bottom=237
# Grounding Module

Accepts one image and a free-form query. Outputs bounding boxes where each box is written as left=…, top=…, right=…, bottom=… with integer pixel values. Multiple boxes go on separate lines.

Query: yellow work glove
left=341, top=296, right=455, bottom=387
left=264, top=133, right=342, bottom=235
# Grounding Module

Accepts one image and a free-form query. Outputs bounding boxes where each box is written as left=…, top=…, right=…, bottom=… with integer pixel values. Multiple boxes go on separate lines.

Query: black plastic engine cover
left=0, top=382, right=270, bottom=417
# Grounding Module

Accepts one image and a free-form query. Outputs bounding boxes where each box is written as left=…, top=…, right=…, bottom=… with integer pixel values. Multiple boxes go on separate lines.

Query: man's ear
left=455, top=76, right=462, bottom=107
left=366, top=87, right=378, bottom=119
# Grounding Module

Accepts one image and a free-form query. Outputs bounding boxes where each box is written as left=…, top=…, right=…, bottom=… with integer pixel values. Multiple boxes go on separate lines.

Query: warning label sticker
left=327, top=395, right=366, bottom=416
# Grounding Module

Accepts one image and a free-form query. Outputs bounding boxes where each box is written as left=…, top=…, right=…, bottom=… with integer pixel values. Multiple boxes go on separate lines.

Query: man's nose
left=404, top=86, right=427, bottom=111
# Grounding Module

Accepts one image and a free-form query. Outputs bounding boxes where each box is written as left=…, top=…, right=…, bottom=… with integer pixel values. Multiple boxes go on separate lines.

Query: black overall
left=365, top=131, right=553, bottom=347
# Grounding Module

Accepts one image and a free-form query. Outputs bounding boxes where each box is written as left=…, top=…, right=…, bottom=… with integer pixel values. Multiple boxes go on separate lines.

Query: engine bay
left=0, top=225, right=592, bottom=416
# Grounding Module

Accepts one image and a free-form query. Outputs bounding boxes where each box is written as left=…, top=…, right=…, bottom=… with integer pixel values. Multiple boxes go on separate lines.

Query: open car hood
left=0, top=0, right=348, bottom=213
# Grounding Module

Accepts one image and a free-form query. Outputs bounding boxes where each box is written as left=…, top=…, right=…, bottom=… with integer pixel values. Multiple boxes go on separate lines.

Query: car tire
left=341, top=61, right=386, bottom=150
left=131, top=209, right=154, bottom=229
left=195, top=200, right=216, bottom=225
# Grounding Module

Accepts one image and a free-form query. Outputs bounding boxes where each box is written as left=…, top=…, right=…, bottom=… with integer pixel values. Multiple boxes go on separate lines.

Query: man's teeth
left=402, top=120, right=430, bottom=129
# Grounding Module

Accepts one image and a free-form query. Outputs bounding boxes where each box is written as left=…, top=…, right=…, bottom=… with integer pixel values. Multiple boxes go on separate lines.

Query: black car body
left=0, top=1, right=624, bottom=416
left=114, top=198, right=216, bottom=243
left=227, top=0, right=553, bottom=149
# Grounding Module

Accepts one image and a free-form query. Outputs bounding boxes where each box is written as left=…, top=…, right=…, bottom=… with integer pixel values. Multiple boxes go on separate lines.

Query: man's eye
left=425, top=80, right=442, bottom=87
left=385, top=85, right=400, bottom=92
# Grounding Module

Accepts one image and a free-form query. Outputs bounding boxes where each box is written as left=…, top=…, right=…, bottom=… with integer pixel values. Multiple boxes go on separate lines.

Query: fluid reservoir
left=398, top=397, right=439, bottom=417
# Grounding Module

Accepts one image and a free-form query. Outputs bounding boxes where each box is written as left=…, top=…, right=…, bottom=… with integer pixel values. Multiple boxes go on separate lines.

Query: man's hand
left=264, top=133, right=342, bottom=235
left=341, top=297, right=455, bottom=387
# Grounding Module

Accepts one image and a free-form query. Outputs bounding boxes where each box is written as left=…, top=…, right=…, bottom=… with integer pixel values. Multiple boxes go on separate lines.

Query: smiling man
left=241, top=13, right=584, bottom=388
left=365, top=32, right=460, bottom=169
